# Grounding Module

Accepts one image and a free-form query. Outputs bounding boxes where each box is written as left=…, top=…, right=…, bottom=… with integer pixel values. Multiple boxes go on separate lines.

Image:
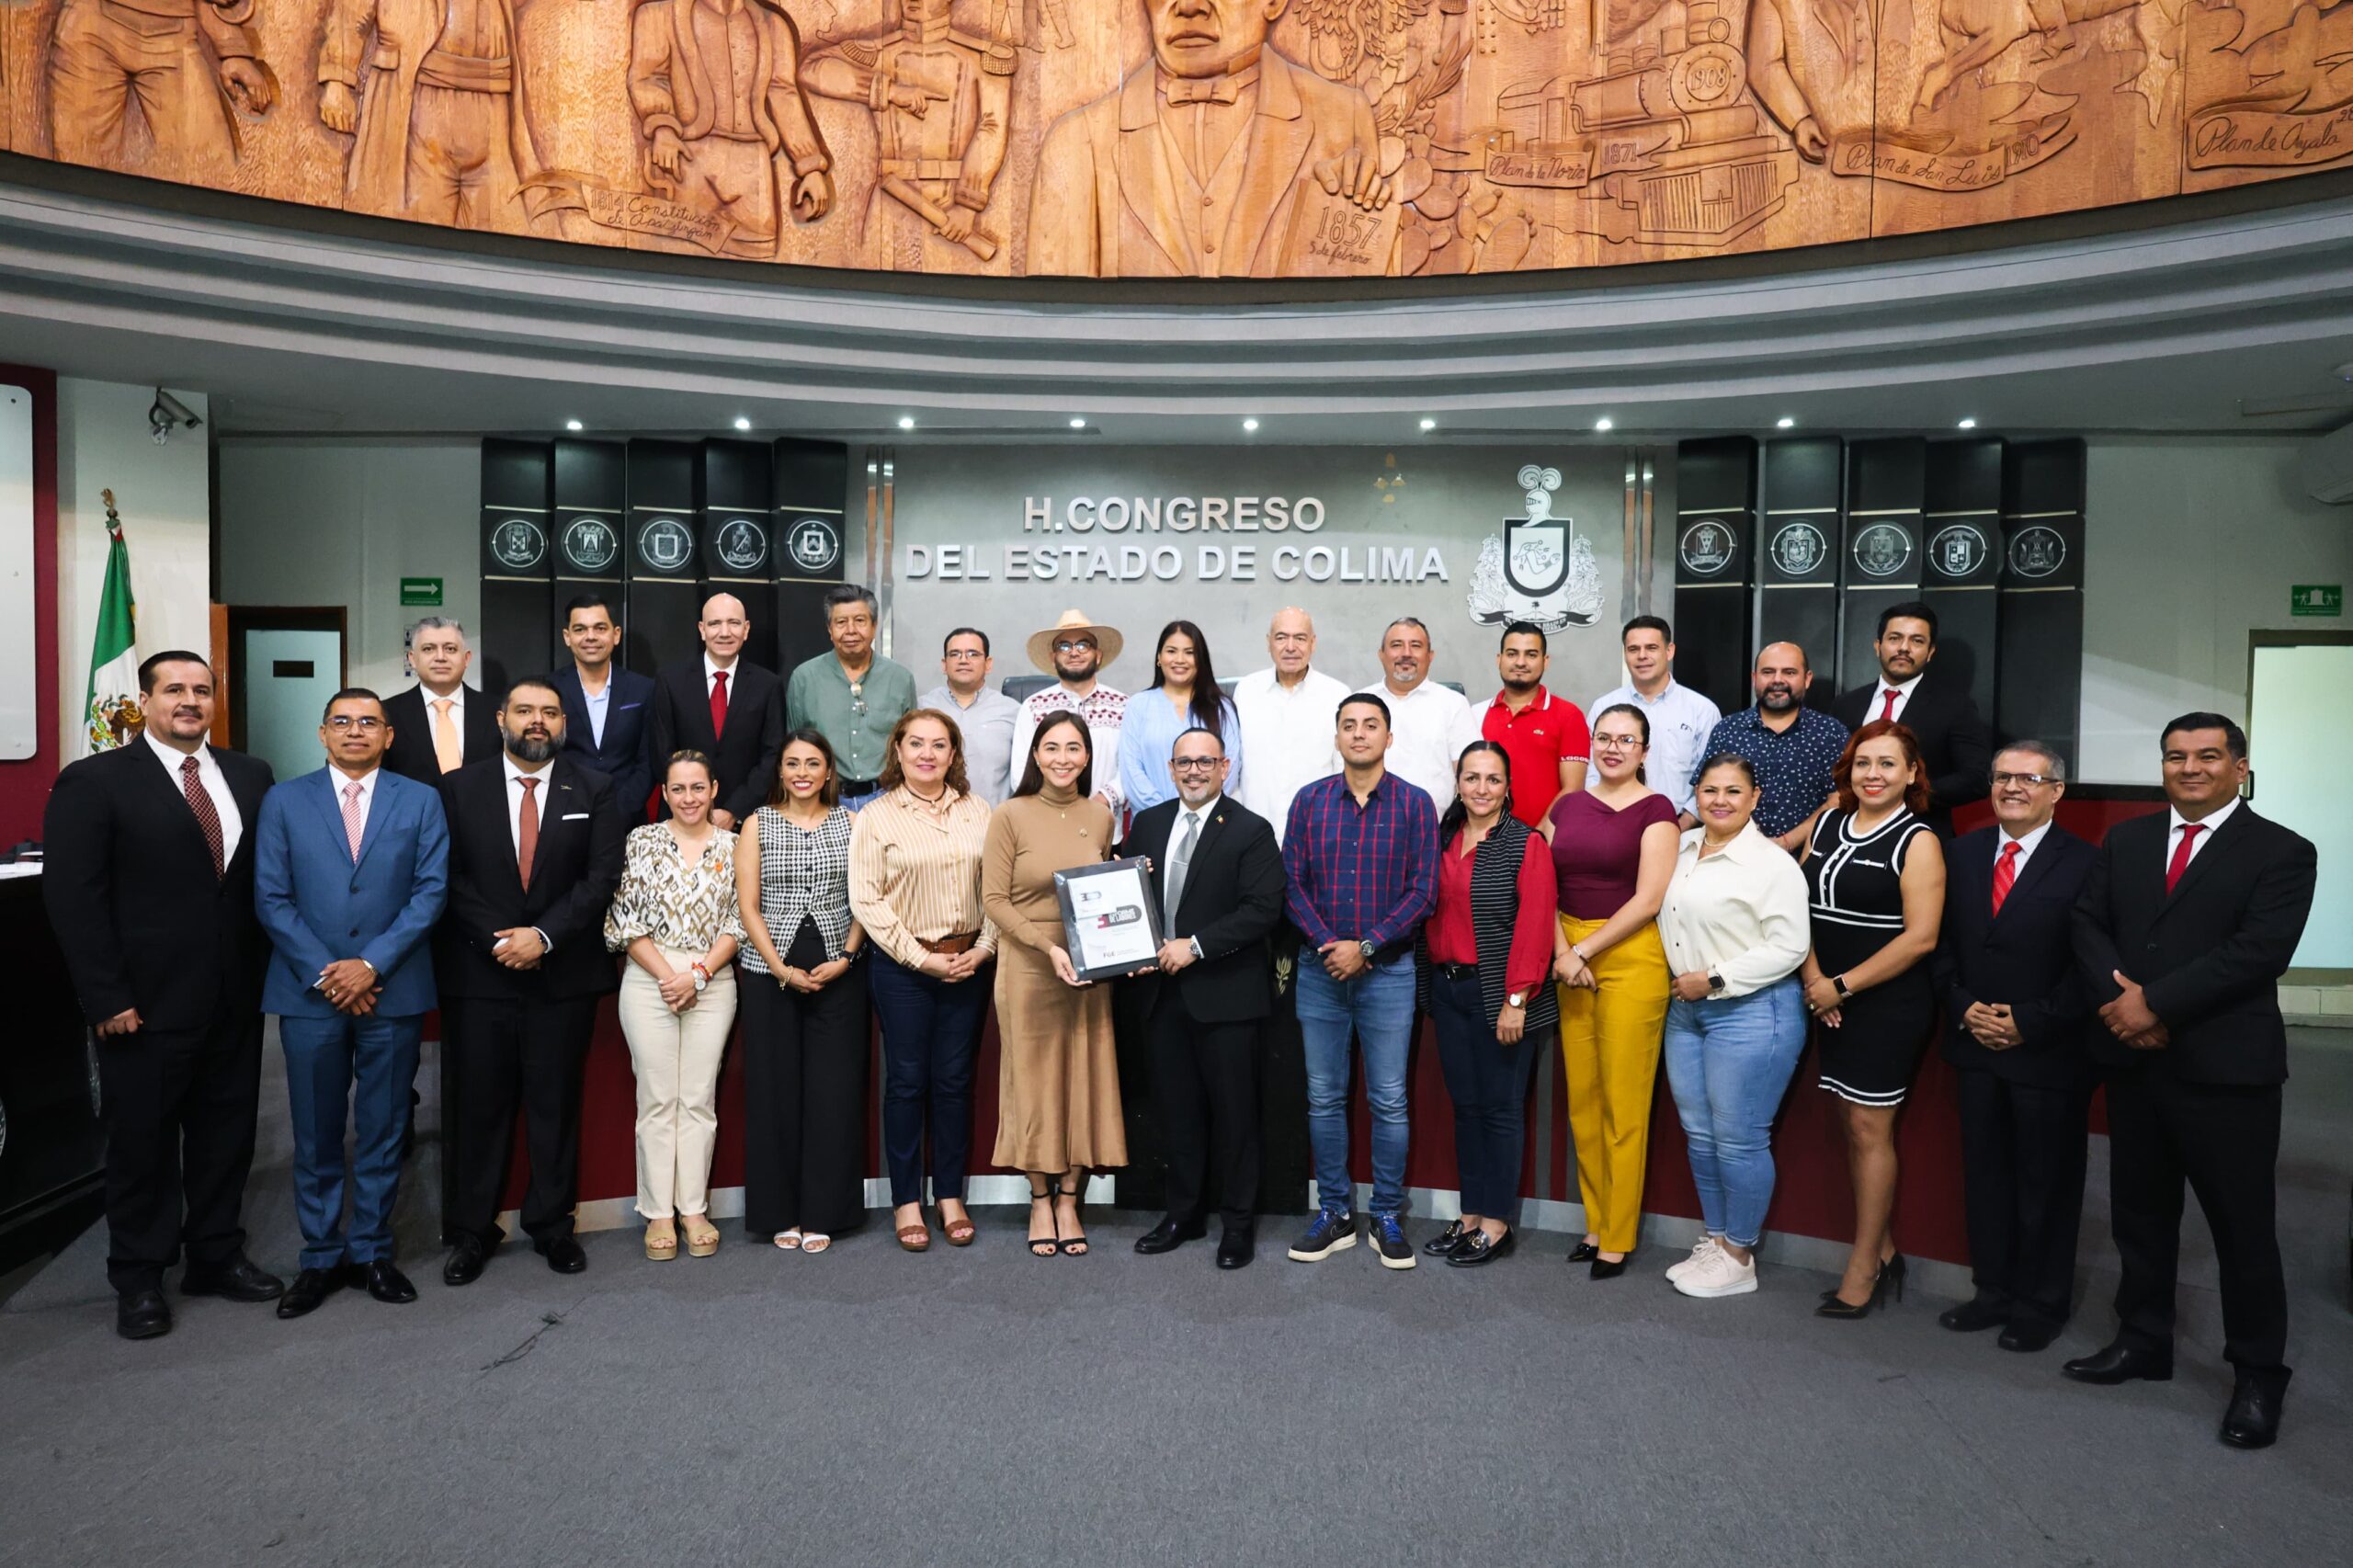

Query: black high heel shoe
left=1566, top=1241, right=1601, bottom=1265
left=1815, top=1257, right=1891, bottom=1320
left=1882, top=1252, right=1908, bottom=1304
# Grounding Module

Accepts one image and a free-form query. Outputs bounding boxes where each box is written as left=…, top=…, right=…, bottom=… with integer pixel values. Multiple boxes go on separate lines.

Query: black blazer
left=650, top=656, right=785, bottom=824
left=1116, top=795, right=1286, bottom=1025
left=381, top=684, right=501, bottom=786
left=553, top=664, right=656, bottom=825
left=1930, top=824, right=2097, bottom=1088
left=42, top=742, right=275, bottom=1029
left=433, top=756, right=626, bottom=1002
left=1833, top=669, right=1993, bottom=828
left=2072, top=805, right=2316, bottom=1085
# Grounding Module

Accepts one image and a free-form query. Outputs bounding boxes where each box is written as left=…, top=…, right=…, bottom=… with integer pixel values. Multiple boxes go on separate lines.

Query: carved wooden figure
left=48, top=0, right=272, bottom=178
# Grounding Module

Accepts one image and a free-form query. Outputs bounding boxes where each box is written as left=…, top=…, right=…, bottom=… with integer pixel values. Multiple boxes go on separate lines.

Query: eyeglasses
left=1170, top=757, right=1221, bottom=772
left=1053, top=640, right=1096, bottom=653
left=1990, top=771, right=2058, bottom=787
left=1593, top=735, right=1644, bottom=750
left=326, top=716, right=384, bottom=731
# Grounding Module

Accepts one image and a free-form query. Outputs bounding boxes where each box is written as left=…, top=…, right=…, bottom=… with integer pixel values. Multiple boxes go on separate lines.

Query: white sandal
left=801, top=1232, right=832, bottom=1255
left=773, top=1229, right=802, bottom=1251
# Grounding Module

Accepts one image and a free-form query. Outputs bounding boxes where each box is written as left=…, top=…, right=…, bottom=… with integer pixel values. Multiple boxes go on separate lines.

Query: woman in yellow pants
left=1544, top=704, right=1682, bottom=1278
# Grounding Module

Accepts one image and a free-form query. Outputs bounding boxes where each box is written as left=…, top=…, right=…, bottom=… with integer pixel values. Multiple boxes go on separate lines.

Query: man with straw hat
left=1010, top=609, right=1129, bottom=812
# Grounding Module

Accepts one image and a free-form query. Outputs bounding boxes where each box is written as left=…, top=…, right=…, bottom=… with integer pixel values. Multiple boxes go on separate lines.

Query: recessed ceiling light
left=1776, top=416, right=1795, bottom=429
left=1242, top=418, right=1259, bottom=433
left=1069, top=417, right=1086, bottom=429
left=898, top=415, right=915, bottom=430
left=733, top=415, right=751, bottom=431
left=564, top=419, right=584, bottom=432
left=1594, top=416, right=1614, bottom=432
left=1957, top=416, right=1978, bottom=429
left=1419, top=418, right=1437, bottom=431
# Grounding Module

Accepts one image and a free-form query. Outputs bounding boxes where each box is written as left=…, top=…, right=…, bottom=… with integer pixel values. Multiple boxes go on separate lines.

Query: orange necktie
left=517, top=776, right=540, bottom=887
left=432, top=698, right=463, bottom=773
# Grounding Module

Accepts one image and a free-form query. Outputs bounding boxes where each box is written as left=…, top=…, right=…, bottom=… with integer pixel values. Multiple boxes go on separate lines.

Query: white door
left=2249, top=639, right=2353, bottom=969
left=242, top=629, right=344, bottom=783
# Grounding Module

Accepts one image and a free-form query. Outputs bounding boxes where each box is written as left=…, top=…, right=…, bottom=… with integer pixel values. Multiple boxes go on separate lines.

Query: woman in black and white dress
left=1800, top=719, right=1945, bottom=1320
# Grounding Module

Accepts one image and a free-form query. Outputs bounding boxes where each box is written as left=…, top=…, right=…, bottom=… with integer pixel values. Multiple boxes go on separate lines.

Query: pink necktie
left=342, top=780, right=366, bottom=863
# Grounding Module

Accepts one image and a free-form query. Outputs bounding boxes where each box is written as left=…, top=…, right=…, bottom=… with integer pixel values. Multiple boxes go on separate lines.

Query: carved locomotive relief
left=0, top=0, right=2343, bottom=276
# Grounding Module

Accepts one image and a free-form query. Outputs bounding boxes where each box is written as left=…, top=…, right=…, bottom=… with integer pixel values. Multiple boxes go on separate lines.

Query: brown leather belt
left=919, top=931, right=981, bottom=955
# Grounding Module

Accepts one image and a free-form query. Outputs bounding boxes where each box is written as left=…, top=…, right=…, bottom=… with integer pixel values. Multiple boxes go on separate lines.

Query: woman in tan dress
left=982, top=710, right=1126, bottom=1257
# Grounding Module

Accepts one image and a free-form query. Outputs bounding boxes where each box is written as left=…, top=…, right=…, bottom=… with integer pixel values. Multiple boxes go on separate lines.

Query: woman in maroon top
left=1543, top=703, right=1681, bottom=1277
left=1416, top=741, right=1559, bottom=1267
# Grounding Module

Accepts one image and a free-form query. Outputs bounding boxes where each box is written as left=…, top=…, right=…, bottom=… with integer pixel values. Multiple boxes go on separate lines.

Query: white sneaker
left=1672, top=1244, right=1757, bottom=1299
left=1664, top=1233, right=1721, bottom=1284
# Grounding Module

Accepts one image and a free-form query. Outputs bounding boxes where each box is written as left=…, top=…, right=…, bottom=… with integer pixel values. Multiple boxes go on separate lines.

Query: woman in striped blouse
left=848, top=709, right=999, bottom=1252
left=734, top=731, right=867, bottom=1256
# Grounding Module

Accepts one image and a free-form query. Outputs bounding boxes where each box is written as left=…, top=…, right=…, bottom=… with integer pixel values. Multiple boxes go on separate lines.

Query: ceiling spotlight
left=1775, top=415, right=1795, bottom=429
left=1242, top=417, right=1259, bottom=433
left=1419, top=418, right=1437, bottom=431
left=1957, top=416, right=1978, bottom=429
left=1069, top=417, right=1086, bottom=429
left=899, top=415, right=915, bottom=430
left=564, top=419, right=584, bottom=432
left=733, top=415, right=752, bottom=431
left=1594, top=416, right=1614, bottom=432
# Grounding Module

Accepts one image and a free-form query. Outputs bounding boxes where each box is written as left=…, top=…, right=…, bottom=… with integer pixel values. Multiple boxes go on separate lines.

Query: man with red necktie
left=44, top=652, right=282, bottom=1340
left=2070, top=713, right=2317, bottom=1450
left=650, top=591, right=785, bottom=831
left=1832, top=600, right=1992, bottom=836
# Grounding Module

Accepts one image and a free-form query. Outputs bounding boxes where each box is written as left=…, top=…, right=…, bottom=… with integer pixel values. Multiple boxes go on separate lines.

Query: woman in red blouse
left=1416, top=741, right=1560, bottom=1267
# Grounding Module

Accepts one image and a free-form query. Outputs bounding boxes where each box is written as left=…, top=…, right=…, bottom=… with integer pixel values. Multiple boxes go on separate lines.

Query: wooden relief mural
left=2, top=0, right=2348, bottom=277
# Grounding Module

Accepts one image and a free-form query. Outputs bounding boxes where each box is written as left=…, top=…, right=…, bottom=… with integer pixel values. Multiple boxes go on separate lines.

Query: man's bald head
left=699, top=593, right=750, bottom=664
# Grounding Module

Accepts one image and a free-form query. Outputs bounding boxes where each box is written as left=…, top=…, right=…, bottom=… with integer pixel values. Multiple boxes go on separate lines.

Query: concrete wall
left=55, top=379, right=212, bottom=758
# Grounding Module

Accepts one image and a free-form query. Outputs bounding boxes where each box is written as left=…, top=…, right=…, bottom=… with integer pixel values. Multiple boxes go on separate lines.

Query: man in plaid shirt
left=1281, top=692, right=1439, bottom=1270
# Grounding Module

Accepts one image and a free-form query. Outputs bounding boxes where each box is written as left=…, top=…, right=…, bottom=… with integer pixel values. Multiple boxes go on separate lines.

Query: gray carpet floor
left=4, top=1032, right=2350, bottom=1568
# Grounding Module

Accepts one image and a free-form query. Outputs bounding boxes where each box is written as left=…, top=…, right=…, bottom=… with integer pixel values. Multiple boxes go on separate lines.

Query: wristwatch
left=1357, top=938, right=1378, bottom=961
left=1833, top=974, right=1851, bottom=999
left=1707, top=970, right=1726, bottom=993
left=690, top=961, right=710, bottom=994
left=1188, top=937, right=1204, bottom=960
left=1506, top=990, right=1527, bottom=1009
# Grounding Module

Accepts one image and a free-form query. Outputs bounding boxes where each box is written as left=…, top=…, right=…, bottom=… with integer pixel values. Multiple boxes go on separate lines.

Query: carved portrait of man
left=317, top=0, right=543, bottom=232
left=801, top=0, right=1015, bottom=270
left=48, top=0, right=273, bottom=179
left=1026, top=0, right=1394, bottom=278
left=628, top=0, right=835, bottom=260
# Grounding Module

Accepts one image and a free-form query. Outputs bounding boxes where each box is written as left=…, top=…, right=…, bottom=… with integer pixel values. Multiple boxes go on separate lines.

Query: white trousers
left=617, top=946, right=738, bottom=1219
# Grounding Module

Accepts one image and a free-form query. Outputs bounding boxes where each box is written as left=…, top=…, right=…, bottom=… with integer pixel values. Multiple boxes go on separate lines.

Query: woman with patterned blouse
left=606, top=750, right=746, bottom=1263
left=734, top=730, right=868, bottom=1256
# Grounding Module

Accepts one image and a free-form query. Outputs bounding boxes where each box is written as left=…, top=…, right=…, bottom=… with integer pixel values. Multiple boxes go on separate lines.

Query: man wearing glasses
left=1927, top=743, right=2097, bottom=1357
left=1010, top=608, right=1130, bottom=812
left=787, top=584, right=916, bottom=811
left=920, top=626, right=1020, bottom=806
left=252, top=689, right=450, bottom=1318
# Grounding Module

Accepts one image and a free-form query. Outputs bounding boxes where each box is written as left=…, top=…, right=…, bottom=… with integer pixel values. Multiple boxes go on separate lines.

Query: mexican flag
left=80, top=498, right=140, bottom=756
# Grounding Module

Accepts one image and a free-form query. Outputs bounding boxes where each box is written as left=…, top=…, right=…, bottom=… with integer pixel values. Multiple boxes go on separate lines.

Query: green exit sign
left=2291, top=584, right=2341, bottom=618
left=400, top=577, right=444, bottom=607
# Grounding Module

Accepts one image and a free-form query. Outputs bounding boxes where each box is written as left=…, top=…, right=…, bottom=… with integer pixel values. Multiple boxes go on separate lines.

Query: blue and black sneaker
left=1369, top=1211, right=1416, bottom=1270
left=1287, top=1207, right=1358, bottom=1262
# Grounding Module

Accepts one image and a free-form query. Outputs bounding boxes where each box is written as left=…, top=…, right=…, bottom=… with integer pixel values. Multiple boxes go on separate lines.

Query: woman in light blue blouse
left=1118, top=619, right=1245, bottom=813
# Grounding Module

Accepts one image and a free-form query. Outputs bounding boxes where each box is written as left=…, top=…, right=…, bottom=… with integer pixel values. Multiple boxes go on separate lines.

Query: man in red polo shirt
left=1481, top=620, right=1590, bottom=827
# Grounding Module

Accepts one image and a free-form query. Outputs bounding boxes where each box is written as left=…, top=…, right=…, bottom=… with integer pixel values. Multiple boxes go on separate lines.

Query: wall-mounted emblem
left=561, top=516, right=620, bottom=574
left=1929, top=523, right=1989, bottom=577
left=1469, top=464, right=1602, bottom=631
left=638, top=516, right=695, bottom=574
left=787, top=516, right=843, bottom=575
left=488, top=517, right=548, bottom=572
left=1769, top=520, right=1826, bottom=575
left=1850, top=521, right=1914, bottom=579
left=713, top=517, right=770, bottom=574
left=1679, top=518, right=1736, bottom=577
left=2009, top=525, right=2067, bottom=579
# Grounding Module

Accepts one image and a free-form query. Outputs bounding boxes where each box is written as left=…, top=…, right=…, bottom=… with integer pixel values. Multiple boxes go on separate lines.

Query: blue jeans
left=280, top=1012, right=423, bottom=1269
left=1661, top=979, right=1805, bottom=1249
left=869, top=949, right=987, bottom=1206
left=1296, top=953, right=1416, bottom=1216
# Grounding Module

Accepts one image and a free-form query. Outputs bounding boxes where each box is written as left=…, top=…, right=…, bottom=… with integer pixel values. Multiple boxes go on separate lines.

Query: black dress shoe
left=365, top=1259, right=419, bottom=1304
left=276, top=1267, right=348, bottom=1320
left=2219, top=1369, right=2290, bottom=1450
left=116, top=1289, right=172, bottom=1341
left=2062, top=1341, right=2174, bottom=1385
left=1998, top=1321, right=2062, bottom=1354
left=1422, top=1219, right=1470, bottom=1258
left=1939, top=1296, right=2009, bottom=1334
left=1447, top=1229, right=1515, bottom=1268
left=180, top=1256, right=285, bottom=1302
left=442, top=1234, right=489, bottom=1287
left=1588, top=1255, right=1630, bottom=1280
left=538, top=1235, right=587, bottom=1274
left=1566, top=1241, right=1600, bottom=1265
left=1216, top=1230, right=1255, bottom=1270
left=1135, top=1216, right=1207, bottom=1255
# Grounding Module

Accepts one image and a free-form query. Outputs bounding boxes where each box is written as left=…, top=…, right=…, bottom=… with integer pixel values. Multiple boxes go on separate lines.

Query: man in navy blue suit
left=254, top=688, right=449, bottom=1318
left=551, top=592, right=655, bottom=824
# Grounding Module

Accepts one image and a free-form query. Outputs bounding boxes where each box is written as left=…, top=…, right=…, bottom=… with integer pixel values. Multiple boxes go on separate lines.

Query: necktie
left=1879, top=687, right=1901, bottom=723
left=2165, top=823, right=2203, bottom=895
left=181, top=756, right=224, bottom=879
left=342, top=779, right=366, bottom=864
left=431, top=699, right=463, bottom=774
left=517, top=776, right=540, bottom=888
left=710, top=670, right=730, bottom=741
left=1990, top=840, right=2018, bottom=915
left=1165, top=810, right=1200, bottom=915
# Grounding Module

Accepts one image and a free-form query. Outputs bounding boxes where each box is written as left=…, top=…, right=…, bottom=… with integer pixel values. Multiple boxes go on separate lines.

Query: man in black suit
left=2069, top=712, right=2317, bottom=1450
left=650, top=591, right=784, bottom=830
left=381, top=617, right=500, bottom=785
left=435, top=677, right=626, bottom=1285
left=551, top=591, right=655, bottom=824
left=1832, top=600, right=1992, bottom=834
left=1930, top=740, right=2097, bottom=1354
left=43, top=652, right=284, bottom=1339
left=1117, top=726, right=1287, bottom=1268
